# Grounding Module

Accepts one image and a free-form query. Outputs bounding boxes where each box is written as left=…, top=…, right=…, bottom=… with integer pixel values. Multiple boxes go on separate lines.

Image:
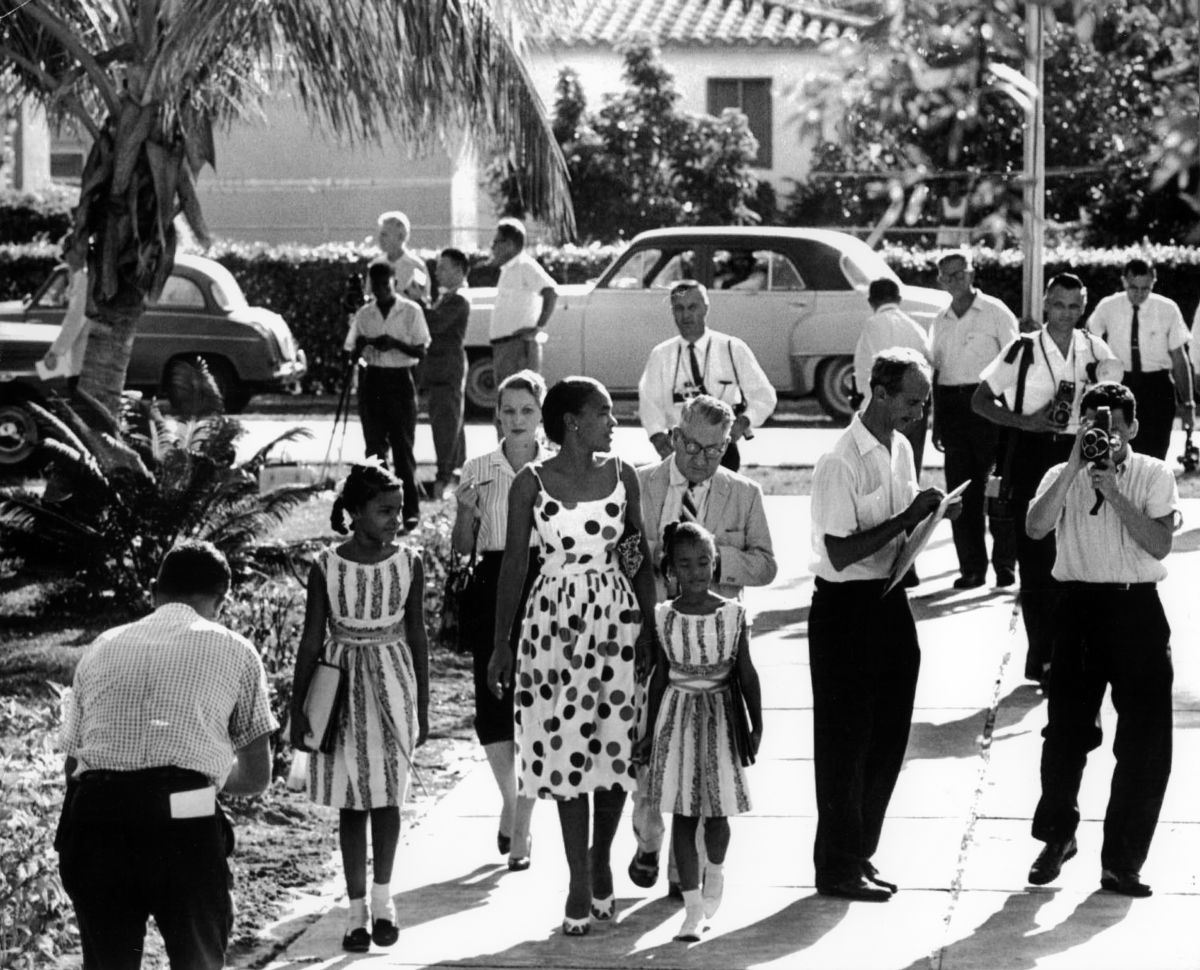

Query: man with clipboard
left=808, top=348, right=962, bottom=901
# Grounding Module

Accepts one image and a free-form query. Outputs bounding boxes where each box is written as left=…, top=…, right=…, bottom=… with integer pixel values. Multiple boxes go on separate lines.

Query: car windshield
left=839, top=244, right=901, bottom=291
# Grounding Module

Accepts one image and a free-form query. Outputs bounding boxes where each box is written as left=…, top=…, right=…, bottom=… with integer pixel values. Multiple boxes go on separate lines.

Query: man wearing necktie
left=638, top=280, right=777, bottom=473
left=627, top=394, right=777, bottom=895
left=1087, top=259, right=1193, bottom=461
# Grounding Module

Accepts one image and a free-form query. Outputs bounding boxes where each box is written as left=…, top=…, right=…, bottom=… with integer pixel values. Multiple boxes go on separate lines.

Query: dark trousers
left=1010, top=430, right=1075, bottom=678
left=809, top=578, right=920, bottom=885
left=1033, top=585, right=1173, bottom=873
left=1124, top=370, right=1175, bottom=461
left=56, top=768, right=234, bottom=970
left=935, top=384, right=1015, bottom=577
left=423, top=355, right=467, bottom=481
left=358, top=365, right=420, bottom=524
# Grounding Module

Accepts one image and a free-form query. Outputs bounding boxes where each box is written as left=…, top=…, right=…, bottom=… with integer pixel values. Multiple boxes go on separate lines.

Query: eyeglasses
left=676, top=430, right=729, bottom=459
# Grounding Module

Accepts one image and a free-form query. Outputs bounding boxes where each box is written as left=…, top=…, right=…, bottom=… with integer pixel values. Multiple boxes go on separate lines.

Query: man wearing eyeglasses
left=627, top=394, right=777, bottom=894
left=638, top=279, right=777, bottom=472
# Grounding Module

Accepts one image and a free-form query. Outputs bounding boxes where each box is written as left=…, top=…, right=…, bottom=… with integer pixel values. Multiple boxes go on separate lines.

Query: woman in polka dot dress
left=490, top=377, right=658, bottom=937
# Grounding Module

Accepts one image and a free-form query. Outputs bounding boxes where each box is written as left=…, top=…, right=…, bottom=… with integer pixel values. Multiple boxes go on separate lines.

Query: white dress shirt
left=930, top=291, right=1019, bottom=386
left=345, top=296, right=431, bottom=368
left=491, top=251, right=556, bottom=340
left=980, top=330, right=1121, bottom=433
left=854, top=302, right=932, bottom=406
left=637, top=329, right=778, bottom=437
left=810, top=415, right=917, bottom=582
left=1035, top=451, right=1178, bottom=583
left=1086, top=292, right=1188, bottom=373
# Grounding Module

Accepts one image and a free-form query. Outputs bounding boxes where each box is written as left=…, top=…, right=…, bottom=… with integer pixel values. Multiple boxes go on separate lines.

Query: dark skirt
left=464, top=549, right=542, bottom=745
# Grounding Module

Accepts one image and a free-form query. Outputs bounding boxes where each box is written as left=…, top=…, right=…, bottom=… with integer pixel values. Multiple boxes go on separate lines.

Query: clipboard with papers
left=884, top=479, right=971, bottom=594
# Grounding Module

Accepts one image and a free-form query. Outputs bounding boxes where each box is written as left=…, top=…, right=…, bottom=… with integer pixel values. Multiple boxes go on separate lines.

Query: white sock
left=371, top=882, right=395, bottom=922
left=347, top=896, right=368, bottom=929
left=702, top=863, right=725, bottom=918
left=676, top=888, right=704, bottom=941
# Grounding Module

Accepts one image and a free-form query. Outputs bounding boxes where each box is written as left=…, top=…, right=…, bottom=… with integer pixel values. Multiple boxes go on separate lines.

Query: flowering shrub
left=0, top=693, right=77, bottom=968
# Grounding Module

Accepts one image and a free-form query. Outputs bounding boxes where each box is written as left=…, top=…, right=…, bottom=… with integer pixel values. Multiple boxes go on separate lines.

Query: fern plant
left=0, top=362, right=322, bottom=608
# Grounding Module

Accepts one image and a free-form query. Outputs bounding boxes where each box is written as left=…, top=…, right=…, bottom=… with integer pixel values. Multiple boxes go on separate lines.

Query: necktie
left=1129, top=306, right=1142, bottom=374
left=680, top=483, right=699, bottom=523
left=688, top=343, right=704, bottom=391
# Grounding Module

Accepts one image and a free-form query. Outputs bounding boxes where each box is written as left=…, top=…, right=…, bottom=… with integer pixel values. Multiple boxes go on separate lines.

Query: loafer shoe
left=371, top=918, right=399, bottom=947
left=953, top=572, right=986, bottom=590
left=1028, top=837, right=1077, bottom=885
left=994, top=568, right=1016, bottom=588
left=342, top=926, right=371, bottom=952
left=816, top=874, right=892, bottom=902
left=863, top=861, right=898, bottom=894
left=628, top=849, right=659, bottom=888
left=1101, top=869, right=1152, bottom=897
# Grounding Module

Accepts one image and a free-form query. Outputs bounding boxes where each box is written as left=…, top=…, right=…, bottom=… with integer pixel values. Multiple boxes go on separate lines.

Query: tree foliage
left=493, top=42, right=765, bottom=243
left=787, top=0, right=1200, bottom=244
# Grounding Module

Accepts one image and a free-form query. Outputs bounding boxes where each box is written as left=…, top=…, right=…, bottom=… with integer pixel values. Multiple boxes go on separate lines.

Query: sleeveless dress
left=644, top=600, right=752, bottom=817
left=515, top=462, right=642, bottom=799
left=307, top=545, right=419, bottom=809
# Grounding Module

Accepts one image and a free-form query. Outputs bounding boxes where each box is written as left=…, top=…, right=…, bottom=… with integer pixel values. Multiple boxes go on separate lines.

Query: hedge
left=0, top=187, right=76, bottom=245
left=4, top=240, right=1199, bottom=393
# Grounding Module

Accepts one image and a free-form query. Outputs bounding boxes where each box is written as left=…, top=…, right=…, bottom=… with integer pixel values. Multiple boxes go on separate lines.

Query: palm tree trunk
left=76, top=306, right=142, bottom=426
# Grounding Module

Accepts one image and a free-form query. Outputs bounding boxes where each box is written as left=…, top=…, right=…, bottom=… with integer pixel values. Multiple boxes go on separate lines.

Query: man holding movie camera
left=1022, top=381, right=1178, bottom=898
left=970, top=274, right=1121, bottom=684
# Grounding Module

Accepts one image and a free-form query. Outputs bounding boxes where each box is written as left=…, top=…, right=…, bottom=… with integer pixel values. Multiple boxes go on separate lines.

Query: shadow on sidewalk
left=434, top=891, right=853, bottom=969
left=892, top=890, right=1134, bottom=970
left=907, top=684, right=1043, bottom=761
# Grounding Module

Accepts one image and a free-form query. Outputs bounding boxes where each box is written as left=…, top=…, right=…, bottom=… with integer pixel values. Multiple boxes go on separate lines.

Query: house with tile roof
left=21, top=0, right=874, bottom=246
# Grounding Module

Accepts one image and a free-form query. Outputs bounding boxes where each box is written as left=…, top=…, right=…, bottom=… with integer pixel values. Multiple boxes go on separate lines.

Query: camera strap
left=995, top=335, right=1036, bottom=494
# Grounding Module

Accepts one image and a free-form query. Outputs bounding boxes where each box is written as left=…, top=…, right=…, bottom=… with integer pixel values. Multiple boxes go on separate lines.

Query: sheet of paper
left=884, top=479, right=971, bottom=595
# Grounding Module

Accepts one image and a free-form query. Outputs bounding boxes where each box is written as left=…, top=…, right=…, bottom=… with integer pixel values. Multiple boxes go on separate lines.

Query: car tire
left=0, top=400, right=38, bottom=467
left=166, top=356, right=249, bottom=414
left=465, top=352, right=497, bottom=417
left=815, top=356, right=856, bottom=422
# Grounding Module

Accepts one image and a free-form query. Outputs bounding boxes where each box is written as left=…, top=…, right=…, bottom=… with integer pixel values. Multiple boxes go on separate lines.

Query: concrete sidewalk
left=262, top=497, right=1200, bottom=970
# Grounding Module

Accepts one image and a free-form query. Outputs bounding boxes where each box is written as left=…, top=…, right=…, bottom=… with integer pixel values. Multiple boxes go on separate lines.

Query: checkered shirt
left=61, top=603, right=277, bottom=786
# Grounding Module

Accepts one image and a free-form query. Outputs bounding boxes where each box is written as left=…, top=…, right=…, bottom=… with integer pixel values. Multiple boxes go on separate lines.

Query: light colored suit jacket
left=638, top=458, right=777, bottom=601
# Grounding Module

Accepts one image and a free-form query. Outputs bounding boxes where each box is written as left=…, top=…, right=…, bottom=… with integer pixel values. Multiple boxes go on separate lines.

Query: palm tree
left=0, top=0, right=573, bottom=422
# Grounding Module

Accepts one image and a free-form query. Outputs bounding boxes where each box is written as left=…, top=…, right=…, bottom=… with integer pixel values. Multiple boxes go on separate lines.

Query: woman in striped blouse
left=452, top=369, right=546, bottom=870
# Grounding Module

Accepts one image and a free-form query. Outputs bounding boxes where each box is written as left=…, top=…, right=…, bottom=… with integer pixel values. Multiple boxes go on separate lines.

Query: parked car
left=460, top=227, right=949, bottom=419
left=0, top=253, right=306, bottom=465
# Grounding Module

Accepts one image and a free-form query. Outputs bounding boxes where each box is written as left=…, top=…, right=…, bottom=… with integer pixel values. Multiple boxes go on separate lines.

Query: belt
left=78, top=765, right=210, bottom=785
left=1062, top=581, right=1156, bottom=591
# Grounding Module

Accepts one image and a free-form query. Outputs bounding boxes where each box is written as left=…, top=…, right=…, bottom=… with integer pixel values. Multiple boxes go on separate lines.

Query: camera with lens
left=1080, top=406, right=1113, bottom=466
left=342, top=272, right=366, bottom=313
left=1047, top=379, right=1075, bottom=429
left=1179, top=433, right=1200, bottom=473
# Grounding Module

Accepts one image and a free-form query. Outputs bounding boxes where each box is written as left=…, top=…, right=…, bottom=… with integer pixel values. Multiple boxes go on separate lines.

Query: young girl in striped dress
left=635, top=521, right=763, bottom=942
left=291, top=463, right=429, bottom=953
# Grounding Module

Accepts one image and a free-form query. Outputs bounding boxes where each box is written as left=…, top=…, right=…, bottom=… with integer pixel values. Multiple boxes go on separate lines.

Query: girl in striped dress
left=291, top=463, right=429, bottom=953
left=636, top=521, right=763, bottom=942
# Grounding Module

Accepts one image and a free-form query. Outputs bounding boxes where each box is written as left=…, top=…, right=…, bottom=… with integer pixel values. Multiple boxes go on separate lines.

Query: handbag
left=302, top=653, right=346, bottom=753
left=440, top=518, right=480, bottom=652
left=728, top=665, right=756, bottom=768
left=616, top=525, right=644, bottom=579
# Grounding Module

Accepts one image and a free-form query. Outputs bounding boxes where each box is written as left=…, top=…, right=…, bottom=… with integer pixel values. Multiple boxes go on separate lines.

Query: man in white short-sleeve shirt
left=1022, top=381, right=1177, bottom=898
left=808, top=347, right=959, bottom=902
left=489, top=218, right=557, bottom=384
left=1086, top=258, right=1193, bottom=460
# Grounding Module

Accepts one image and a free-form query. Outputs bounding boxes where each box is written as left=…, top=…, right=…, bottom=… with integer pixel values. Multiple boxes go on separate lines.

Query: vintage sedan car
left=0, top=253, right=306, bottom=465
left=460, top=226, right=949, bottom=418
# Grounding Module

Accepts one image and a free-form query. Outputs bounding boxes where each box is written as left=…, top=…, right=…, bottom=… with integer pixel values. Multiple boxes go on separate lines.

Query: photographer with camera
left=1021, top=382, right=1178, bottom=898
left=970, top=274, right=1121, bottom=685
left=638, top=280, right=776, bottom=473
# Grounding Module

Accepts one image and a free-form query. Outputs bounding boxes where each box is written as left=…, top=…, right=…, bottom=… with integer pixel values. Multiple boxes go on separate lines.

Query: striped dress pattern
left=307, top=546, right=418, bottom=809
left=644, top=600, right=752, bottom=818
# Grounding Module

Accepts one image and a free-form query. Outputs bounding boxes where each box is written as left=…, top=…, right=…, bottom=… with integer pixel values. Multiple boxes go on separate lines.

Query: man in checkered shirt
left=56, top=541, right=277, bottom=969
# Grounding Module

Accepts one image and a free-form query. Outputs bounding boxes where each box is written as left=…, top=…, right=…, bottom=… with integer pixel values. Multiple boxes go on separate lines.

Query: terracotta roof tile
left=540, top=0, right=874, bottom=47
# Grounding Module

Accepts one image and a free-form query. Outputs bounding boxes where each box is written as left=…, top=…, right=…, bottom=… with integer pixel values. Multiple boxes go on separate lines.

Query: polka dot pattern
left=516, top=465, right=641, bottom=799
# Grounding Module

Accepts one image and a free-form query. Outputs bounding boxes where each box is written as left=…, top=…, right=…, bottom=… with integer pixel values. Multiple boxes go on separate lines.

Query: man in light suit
left=629, top=394, right=777, bottom=893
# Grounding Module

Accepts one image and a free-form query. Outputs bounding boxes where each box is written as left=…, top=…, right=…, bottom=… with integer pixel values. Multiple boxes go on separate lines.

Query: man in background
left=489, top=218, right=557, bottom=384
left=420, top=248, right=471, bottom=499
left=373, top=210, right=430, bottom=302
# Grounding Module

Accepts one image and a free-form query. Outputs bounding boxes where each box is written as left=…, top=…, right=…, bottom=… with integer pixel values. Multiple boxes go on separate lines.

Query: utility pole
left=1022, top=2, right=1046, bottom=324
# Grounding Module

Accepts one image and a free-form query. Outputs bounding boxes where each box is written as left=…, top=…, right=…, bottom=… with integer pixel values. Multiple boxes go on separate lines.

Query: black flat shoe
left=497, top=831, right=511, bottom=856
left=1101, top=869, right=1152, bottom=897
left=371, top=918, right=399, bottom=947
left=628, top=850, right=659, bottom=889
left=817, top=874, right=892, bottom=902
left=342, top=926, right=371, bottom=952
left=1028, top=837, right=1077, bottom=886
left=863, top=861, right=898, bottom=894
left=953, top=573, right=985, bottom=590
